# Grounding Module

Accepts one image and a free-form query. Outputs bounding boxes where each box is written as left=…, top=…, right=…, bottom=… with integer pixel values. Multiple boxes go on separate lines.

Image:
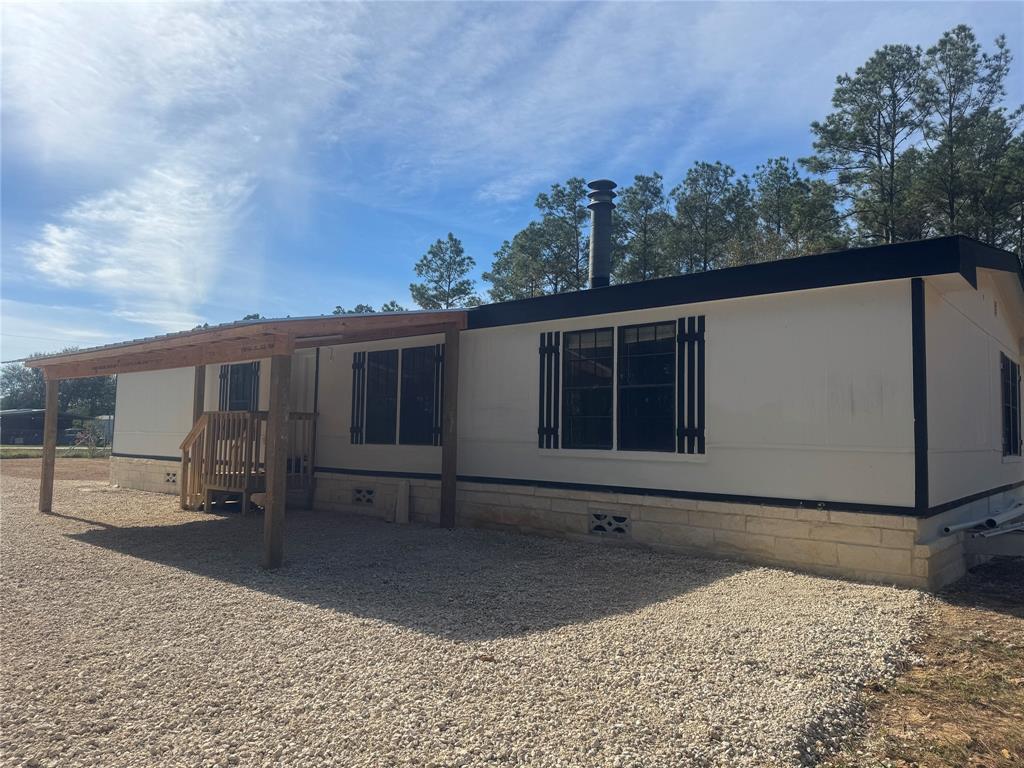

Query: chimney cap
left=587, top=179, right=617, bottom=192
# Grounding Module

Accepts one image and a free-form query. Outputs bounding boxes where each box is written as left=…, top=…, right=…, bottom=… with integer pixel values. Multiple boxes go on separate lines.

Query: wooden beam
left=38, top=377, right=59, bottom=513
left=25, top=312, right=468, bottom=370
left=439, top=327, right=460, bottom=528
left=34, top=334, right=294, bottom=380
left=263, top=354, right=291, bottom=568
left=293, top=322, right=459, bottom=350
left=192, top=365, right=206, bottom=424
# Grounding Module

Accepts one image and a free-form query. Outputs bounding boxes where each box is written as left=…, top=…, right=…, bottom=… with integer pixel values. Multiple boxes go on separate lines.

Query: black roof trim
left=467, top=235, right=1021, bottom=329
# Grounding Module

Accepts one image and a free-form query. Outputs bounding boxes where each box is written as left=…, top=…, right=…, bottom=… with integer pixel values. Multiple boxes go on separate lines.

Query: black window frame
left=364, top=349, right=399, bottom=445
left=561, top=327, right=614, bottom=450
left=617, top=321, right=677, bottom=452
left=1001, top=352, right=1021, bottom=457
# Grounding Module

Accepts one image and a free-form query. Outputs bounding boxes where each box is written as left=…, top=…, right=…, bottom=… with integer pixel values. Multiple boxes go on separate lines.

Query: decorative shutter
left=350, top=352, right=366, bottom=444
left=218, top=365, right=229, bottom=411
left=677, top=316, right=706, bottom=454
left=537, top=331, right=561, bottom=449
left=432, top=343, right=444, bottom=447
left=1011, top=362, right=1019, bottom=456
left=250, top=362, right=261, bottom=412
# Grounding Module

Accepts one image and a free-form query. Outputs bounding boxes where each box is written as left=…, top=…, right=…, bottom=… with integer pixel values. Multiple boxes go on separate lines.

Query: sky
left=2, top=1, right=1021, bottom=361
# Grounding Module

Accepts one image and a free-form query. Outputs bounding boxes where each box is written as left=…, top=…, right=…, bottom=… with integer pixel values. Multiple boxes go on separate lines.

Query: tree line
left=407, top=25, right=1022, bottom=308
left=3, top=26, right=1019, bottom=412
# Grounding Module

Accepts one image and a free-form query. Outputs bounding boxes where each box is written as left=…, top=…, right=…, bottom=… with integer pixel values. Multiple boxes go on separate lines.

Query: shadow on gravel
left=940, top=557, right=1024, bottom=618
left=66, top=507, right=746, bottom=641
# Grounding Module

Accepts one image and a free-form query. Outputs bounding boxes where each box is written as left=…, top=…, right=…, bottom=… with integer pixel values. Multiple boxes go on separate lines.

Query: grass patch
left=823, top=558, right=1024, bottom=768
left=0, top=447, right=111, bottom=459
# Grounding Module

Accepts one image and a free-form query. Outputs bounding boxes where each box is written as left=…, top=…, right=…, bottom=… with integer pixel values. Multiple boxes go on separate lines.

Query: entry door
left=219, top=362, right=260, bottom=411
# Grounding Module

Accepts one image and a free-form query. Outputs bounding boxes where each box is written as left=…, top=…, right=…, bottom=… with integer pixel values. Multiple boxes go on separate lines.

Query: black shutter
left=432, top=343, right=444, bottom=447
left=350, top=351, right=366, bottom=444
left=537, top=331, right=561, bottom=449
left=677, top=316, right=706, bottom=454
left=218, top=365, right=229, bottom=411
left=250, top=362, right=260, bottom=412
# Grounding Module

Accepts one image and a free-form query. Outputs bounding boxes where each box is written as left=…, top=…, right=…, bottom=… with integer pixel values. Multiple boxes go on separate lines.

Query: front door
left=219, top=362, right=260, bottom=411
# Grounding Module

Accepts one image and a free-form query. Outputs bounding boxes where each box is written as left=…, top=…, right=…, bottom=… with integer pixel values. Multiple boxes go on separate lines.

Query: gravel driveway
left=1, top=470, right=926, bottom=767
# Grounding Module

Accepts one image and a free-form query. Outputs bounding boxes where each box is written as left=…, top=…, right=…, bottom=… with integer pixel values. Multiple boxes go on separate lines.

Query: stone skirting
left=110, top=455, right=181, bottom=495
left=314, top=472, right=999, bottom=590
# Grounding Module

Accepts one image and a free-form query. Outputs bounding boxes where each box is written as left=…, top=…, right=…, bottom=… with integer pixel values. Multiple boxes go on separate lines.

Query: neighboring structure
left=25, top=183, right=1024, bottom=589
left=0, top=409, right=77, bottom=445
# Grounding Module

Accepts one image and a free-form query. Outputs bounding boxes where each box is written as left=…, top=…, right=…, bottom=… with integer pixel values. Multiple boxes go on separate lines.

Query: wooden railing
left=180, top=410, right=315, bottom=511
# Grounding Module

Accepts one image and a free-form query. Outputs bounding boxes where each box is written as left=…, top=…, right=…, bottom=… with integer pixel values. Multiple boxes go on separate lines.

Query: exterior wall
left=455, top=280, right=915, bottom=507
left=925, top=271, right=1024, bottom=513
left=314, top=473, right=953, bottom=589
left=315, top=334, right=445, bottom=476
left=113, top=367, right=194, bottom=459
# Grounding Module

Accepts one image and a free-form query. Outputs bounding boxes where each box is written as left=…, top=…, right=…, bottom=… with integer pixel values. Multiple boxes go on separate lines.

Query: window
left=543, top=316, right=706, bottom=454
left=365, top=350, right=398, bottom=444
left=1002, top=352, right=1020, bottom=457
left=219, top=362, right=259, bottom=412
left=618, top=322, right=676, bottom=451
left=400, top=345, right=443, bottom=446
left=561, top=328, right=613, bottom=449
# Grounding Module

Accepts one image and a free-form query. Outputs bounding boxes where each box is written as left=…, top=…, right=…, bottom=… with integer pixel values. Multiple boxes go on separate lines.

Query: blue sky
left=2, top=2, right=1020, bottom=360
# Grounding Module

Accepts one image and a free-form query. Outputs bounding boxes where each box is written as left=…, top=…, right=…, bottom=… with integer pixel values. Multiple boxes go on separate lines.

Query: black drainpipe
left=587, top=179, right=617, bottom=288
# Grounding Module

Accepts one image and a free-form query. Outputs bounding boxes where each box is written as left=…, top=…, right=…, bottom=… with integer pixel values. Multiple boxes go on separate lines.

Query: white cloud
left=3, top=1, right=1018, bottom=338
left=4, top=2, right=364, bottom=330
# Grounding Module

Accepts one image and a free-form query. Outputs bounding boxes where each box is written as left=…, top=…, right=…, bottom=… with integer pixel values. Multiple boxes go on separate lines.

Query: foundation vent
left=590, top=511, right=630, bottom=536
left=164, top=471, right=177, bottom=484
left=352, top=487, right=376, bottom=505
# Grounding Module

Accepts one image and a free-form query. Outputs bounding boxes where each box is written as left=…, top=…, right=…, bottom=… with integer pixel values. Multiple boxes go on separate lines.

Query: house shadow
left=64, top=507, right=747, bottom=642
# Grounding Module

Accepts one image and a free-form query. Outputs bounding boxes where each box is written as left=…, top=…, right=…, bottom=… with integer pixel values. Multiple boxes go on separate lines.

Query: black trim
left=911, top=278, right=929, bottom=514
left=316, top=466, right=441, bottom=481
left=312, top=467, right=1024, bottom=518
left=468, top=236, right=1019, bottom=329
left=112, top=452, right=180, bottom=462
left=927, top=479, right=1024, bottom=516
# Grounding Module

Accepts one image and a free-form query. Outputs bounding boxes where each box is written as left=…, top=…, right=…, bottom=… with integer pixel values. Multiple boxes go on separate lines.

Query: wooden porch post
left=192, top=365, right=206, bottom=424
left=38, top=376, right=59, bottom=513
left=263, top=353, right=291, bottom=568
left=440, top=326, right=460, bottom=528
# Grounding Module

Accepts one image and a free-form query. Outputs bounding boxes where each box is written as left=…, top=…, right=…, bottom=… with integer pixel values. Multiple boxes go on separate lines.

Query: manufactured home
left=26, top=184, right=1024, bottom=590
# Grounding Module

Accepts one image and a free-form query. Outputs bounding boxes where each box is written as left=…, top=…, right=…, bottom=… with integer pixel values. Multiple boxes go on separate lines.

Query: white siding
left=113, top=367, right=194, bottom=458
left=926, top=271, right=1024, bottom=507
left=456, top=280, right=915, bottom=507
left=314, top=281, right=915, bottom=507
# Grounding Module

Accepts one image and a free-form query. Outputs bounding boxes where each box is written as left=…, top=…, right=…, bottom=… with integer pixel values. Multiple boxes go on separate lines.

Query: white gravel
left=0, top=472, right=927, bottom=767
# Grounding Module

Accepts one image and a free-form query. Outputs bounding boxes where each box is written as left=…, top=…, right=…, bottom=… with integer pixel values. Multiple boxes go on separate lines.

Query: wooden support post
left=440, top=326, right=460, bottom=528
left=192, top=365, right=206, bottom=424
left=38, top=376, right=59, bottom=513
left=263, top=353, right=291, bottom=568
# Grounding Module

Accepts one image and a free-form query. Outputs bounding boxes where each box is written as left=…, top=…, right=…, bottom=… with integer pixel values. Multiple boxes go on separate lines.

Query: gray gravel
left=0, top=472, right=927, bottom=767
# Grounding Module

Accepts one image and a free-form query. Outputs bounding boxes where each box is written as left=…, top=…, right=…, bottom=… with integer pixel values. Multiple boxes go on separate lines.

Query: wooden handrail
left=180, top=409, right=316, bottom=511
left=179, top=413, right=210, bottom=451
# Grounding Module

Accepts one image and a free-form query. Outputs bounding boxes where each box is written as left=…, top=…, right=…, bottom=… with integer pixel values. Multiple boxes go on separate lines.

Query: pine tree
left=614, top=173, right=673, bottom=282
left=918, top=26, right=1015, bottom=234
left=409, top=233, right=480, bottom=309
left=803, top=44, right=925, bottom=243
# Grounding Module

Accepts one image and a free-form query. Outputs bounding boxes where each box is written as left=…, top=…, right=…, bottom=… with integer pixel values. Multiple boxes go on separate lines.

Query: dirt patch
left=0, top=457, right=109, bottom=482
left=823, top=558, right=1024, bottom=768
